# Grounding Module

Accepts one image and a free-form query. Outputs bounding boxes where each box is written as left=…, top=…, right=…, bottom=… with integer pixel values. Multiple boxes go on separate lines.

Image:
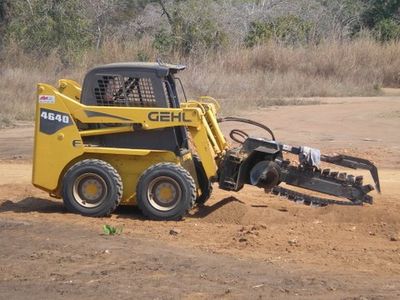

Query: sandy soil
left=0, top=95, right=400, bottom=299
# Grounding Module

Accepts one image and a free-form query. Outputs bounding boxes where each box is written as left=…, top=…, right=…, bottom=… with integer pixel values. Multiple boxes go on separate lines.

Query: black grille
left=94, top=75, right=156, bottom=107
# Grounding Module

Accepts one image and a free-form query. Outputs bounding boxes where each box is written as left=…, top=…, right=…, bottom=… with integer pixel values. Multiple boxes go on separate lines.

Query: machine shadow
left=188, top=196, right=245, bottom=219
left=0, top=197, right=145, bottom=219
left=115, top=197, right=246, bottom=221
left=0, top=195, right=360, bottom=221
left=114, top=205, right=144, bottom=220
left=0, top=197, right=65, bottom=214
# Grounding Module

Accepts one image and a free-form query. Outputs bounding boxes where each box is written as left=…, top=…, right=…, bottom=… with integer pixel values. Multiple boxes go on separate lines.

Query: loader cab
left=80, top=62, right=188, bottom=154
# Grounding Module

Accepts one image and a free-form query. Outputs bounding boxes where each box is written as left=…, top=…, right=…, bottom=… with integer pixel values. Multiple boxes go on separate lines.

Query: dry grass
left=183, top=39, right=400, bottom=112
left=1, top=38, right=399, bottom=125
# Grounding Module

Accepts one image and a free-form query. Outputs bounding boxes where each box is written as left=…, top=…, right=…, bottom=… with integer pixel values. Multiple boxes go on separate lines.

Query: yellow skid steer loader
left=32, top=62, right=380, bottom=220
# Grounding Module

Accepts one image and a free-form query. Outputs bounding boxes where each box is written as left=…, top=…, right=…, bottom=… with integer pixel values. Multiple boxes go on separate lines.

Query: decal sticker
left=38, top=95, right=56, bottom=104
left=39, top=108, right=72, bottom=135
left=147, top=111, right=192, bottom=122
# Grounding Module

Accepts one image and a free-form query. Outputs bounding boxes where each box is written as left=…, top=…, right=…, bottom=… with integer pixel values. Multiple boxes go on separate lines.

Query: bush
left=374, top=18, right=400, bottom=42
left=156, top=0, right=227, bottom=55
left=244, top=21, right=273, bottom=48
left=361, top=0, right=400, bottom=29
left=245, top=15, right=315, bottom=47
left=153, top=28, right=175, bottom=54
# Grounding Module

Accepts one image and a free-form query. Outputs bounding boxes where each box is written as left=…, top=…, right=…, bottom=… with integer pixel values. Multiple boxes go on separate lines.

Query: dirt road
left=1, top=95, right=400, bottom=299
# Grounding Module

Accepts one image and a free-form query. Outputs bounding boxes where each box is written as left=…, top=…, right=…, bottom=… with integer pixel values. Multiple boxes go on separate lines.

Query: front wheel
left=136, top=163, right=196, bottom=220
left=62, top=159, right=123, bottom=217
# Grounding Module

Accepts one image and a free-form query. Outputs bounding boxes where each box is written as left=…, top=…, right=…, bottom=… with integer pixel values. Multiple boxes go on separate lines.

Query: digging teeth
left=272, top=188, right=280, bottom=195
left=362, top=184, right=374, bottom=193
left=329, top=171, right=338, bottom=178
left=355, top=176, right=364, bottom=185
left=363, top=195, right=373, bottom=204
left=270, top=187, right=352, bottom=207
left=322, top=169, right=330, bottom=176
left=271, top=185, right=369, bottom=207
left=338, top=172, right=347, bottom=180
left=347, top=175, right=355, bottom=184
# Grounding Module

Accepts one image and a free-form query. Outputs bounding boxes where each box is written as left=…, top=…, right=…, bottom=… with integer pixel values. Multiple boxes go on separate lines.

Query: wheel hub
left=82, top=179, right=103, bottom=200
left=73, top=173, right=107, bottom=208
left=148, top=176, right=181, bottom=211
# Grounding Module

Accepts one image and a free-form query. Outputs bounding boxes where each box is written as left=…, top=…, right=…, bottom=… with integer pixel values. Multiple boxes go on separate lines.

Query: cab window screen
left=94, top=75, right=157, bottom=107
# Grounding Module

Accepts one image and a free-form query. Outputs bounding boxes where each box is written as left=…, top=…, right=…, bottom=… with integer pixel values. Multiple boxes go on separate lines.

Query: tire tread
left=62, top=159, right=123, bottom=217
left=137, top=162, right=196, bottom=220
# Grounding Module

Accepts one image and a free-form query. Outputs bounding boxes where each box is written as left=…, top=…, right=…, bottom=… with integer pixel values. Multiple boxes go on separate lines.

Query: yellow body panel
left=58, top=79, right=81, bottom=101
left=33, top=80, right=228, bottom=205
left=32, top=84, right=84, bottom=192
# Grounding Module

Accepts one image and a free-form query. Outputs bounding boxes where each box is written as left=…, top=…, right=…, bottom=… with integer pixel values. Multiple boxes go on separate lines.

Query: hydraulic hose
left=217, top=116, right=276, bottom=141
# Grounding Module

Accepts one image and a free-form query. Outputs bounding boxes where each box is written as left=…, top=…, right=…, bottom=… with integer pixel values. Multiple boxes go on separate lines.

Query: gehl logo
left=148, top=111, right=191, bottom=122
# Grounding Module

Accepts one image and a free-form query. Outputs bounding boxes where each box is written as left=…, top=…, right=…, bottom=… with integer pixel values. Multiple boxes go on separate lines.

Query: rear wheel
left=136, top=163, right=196, bottom=220
left=62, top=159, right=123, bottom=217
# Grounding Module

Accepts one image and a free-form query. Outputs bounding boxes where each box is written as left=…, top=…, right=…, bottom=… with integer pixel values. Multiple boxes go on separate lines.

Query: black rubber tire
left=192, top=155, right=212, bottom=205
left=62, top=159, right=123, bottom=217
left=136, top=163, right=196, bottom=221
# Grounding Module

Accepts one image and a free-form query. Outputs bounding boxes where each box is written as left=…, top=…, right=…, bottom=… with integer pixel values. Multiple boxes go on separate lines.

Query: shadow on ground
left=0, top=196, right=248, bottom=220
left=0, top=197, right=164, bottom=221
left=189, top=196, right=244, bottom=219
left=0, top=197, right=64, bottom=213
left=0, top=197, right=145, bottom=220
left=114, top=205, right=144, bottom=219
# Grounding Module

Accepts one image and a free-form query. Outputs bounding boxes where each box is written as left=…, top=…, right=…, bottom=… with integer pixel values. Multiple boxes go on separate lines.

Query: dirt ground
left=1, top=93, right=400, bottom=299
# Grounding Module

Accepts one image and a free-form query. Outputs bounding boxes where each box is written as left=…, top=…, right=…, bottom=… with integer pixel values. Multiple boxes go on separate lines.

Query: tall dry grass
left=1, top=38, right=399, bottom=125
left=183, top=39, right=400, bottom=112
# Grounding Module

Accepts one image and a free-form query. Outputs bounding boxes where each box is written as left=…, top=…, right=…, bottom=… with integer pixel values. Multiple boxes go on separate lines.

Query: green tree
left=245, top=15, right=315, bottom=47
left=0, top=0, right=11, bottom=50
left=6, top=0, right=92, bottom=64
left=357, top=0, right=400, bottom=41
left=361, top=0, right=400, bottom=28
left=156, top=0, right=227, bottom=55
left=374, top=18, right=400, bottom=41
left=244, top=21, right=273, bottom=48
